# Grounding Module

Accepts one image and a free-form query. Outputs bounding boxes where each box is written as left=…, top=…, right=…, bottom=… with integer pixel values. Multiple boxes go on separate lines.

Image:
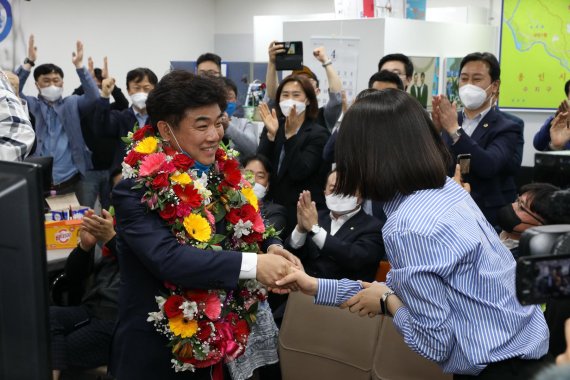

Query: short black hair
left=519, top=182, right=560, bottom=222
left=377, top=53, right=414, bottom=78
left=33, top=64, right=64, bottom=81
left=565, top=80, right=570, bottom=98
left=368, top=70, right=404, bottom=90
left=146, top=70, right=226, bottom=131
left=355, top=88, right=379, bottom=102
left=241, top=154, right=273, bottom=181
left=220, top=77, right=238, bottom=96
left=126, top=67, right=158, bottom=90
left=275, top=75, right=319, bottom=120
left=335, top=89, right=451, bottom=201
left=459, top=52, right=501, bottom=82
left=93, top=68, right=103, bottom=83
left=197, top=53, right=222, bottom=70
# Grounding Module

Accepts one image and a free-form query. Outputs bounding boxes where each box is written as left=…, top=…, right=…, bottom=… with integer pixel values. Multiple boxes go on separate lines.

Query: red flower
left=226, top=204, right=257, bottom=225
left=124, top=150, right=144, bottom=167
left=164, top=295, right=184, bottom=318
left=242, top=231, right=263, bottom=244
left=160, top=161, right=176, bottom=174
left=172, top=154, right=195, bottom=172
left=233, top=320, right=250, bottom=344
left=132, top=125, right=154, bottom=141
left=151, top=172, right=170, bottom=190
left=159, top=203, right=177, bottom=221
left=163, top=144, right=179, bottom=157
left=176, top=203, right=192, bottom=218
left=196, top=320, right=213, bottom=341
left=173, top=185, right=202, bottom=208
left=222, top=159, right=241, bottom=188
left=215, top=148, right=226, bottom=162
left=225, top=312, right=239, bottom=325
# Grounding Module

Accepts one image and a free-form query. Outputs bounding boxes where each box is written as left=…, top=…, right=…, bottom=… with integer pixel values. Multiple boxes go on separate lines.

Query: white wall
left=8, top=0, right=215, bottom=97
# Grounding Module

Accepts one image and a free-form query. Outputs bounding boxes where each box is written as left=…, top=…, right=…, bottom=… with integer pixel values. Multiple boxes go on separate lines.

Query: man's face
left=127, top=76, right=155, bottom=96
left=197, top=61, right=221, bottom=77
left=420, top=74, right=425, bottom=85
left=160, top=104, right=224, bottom=165
left=226, top=89, right=237, bottom=103
left=380, top=60, right=409, bottom=88
left=413, top=73, right=418, bottom=85
left=324, top=171, right=337, bottom=196
left=244, top=159, right=269, bottom=188
left=36, top=73, right=63, bottom=89
left=459, top=60, right=498, bottom=106
left=511, top=192, right=544, bottom=231
left=371, top=81, right=399, bottom=91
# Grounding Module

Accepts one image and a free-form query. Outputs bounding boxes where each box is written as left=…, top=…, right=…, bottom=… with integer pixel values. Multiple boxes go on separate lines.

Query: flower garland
left=121, top=125, right=277, bottom=373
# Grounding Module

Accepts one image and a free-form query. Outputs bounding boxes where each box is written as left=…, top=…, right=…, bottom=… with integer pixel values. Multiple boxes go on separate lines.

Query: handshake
left=255, top=245, right=318, bottom=296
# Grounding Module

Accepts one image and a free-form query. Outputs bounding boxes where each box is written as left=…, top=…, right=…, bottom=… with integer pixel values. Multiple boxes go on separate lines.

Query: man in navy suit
left=285, top=170, right=385, bottom=282
left=95, top=67, right=158, bottom=170
left=433, top=52, right=523, bottom=226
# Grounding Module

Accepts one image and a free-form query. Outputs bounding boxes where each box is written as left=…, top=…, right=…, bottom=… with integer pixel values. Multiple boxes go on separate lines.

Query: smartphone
left=275, top=41, right=303, bottom=71
left=516, top=253, right=570, bottom=305
left=457, top=153, right=471, bottom=175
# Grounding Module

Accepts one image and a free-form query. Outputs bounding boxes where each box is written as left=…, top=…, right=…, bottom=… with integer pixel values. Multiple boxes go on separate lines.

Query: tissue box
left=45, top=220, right=82, bottom=250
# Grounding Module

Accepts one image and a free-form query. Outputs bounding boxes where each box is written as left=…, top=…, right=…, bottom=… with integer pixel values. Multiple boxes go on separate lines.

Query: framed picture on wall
left=443, top=57, right=463, bottom=107
left=407, top=56, right=440, bottom=111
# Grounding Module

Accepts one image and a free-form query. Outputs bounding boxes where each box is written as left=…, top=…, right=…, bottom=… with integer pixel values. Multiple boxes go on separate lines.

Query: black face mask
left=497, top=204, right=521, bottom=233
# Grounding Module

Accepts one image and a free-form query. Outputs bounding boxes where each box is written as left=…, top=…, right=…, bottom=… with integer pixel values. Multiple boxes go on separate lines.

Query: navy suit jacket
left=258, top=118, right=330, bottom=236
left=285, top=209, right=385, bottom=282
left=94, top=98, right=146, bottom=170
left=109, top=179, right=276, bottom=379
left=443, top=107, right=522, bottom=225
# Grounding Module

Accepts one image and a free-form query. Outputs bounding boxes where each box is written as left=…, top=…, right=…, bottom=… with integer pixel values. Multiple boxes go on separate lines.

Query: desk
left=47, top=248, right=73, bottom=272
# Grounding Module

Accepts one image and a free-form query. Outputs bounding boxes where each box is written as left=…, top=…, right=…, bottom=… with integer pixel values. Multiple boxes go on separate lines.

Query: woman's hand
left=259, top=102, right=279, bottom=142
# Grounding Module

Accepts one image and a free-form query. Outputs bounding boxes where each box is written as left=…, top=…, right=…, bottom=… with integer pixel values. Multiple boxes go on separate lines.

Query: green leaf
left=212, top=202, right=227, bottom=222
left=121, top=136, right=131, bottom=144
left=108, top=205, right=115, bottom=217
left=208, top=234, right=226, bottom=245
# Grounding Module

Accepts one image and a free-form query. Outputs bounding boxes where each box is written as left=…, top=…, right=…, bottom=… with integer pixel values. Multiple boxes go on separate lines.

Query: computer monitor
left=0, top=160, right=51, bottom=379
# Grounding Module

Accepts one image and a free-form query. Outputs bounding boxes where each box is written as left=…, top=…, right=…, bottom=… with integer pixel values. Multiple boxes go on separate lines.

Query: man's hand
left=268, top=41, right=285, bottom=64
left=341, top=281, right=387, bottom=317
left=27, top=34, right=37, bottom=62
left=274, top=267, right=318, bottom=296
left=267, top=244, right=304, bottom=271
left=101, top=77, right=115, bottom=98
left=452, top=164, right=471, bottom=192
left=256, top=254, right=294, bottom=288
left=556, top=319, right=570, bottom=365
left=258, top=102, right=279, bottom=141
left=81, top=209, right=116, bottom=245
left=550, top=111, right=570, bottom=150
left=79, top=210, right=98, bottom=251
left=298, top=190, right=318, bottom=232
left=102, top=56, right=109, bottom=79
left=312, top=46, right=328, bottom=64
left=72, top=40, right=84, bottom=69
left=432, top=95, right=459, bottom=135
left=284, top=105, right=304, bottom=139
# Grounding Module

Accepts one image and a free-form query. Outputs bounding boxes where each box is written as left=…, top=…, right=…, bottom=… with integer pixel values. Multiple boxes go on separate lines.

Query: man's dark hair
left=93, top=68, right=103, bottom=83
left=377, top=53, right=414, bottom=78
left=241, top=154, right=273, bottom=181
left=197, top=53, right=222, bottom=70
left=220, top=77, right=238, bottom=96
left=335, top=89, right=451, bottom=201
left=519, top=183, right=560, bottom=222
left=355, top=88, right=379, bottom=102
left=420, top=72, right=425, bottom=79
left=126, top=67, right=158, bottom=90
left=564, top=80, right=570, bottom=98
left=459, top=52, right=501, bottom=82
left=146, top=70, right=226, bottom=130
left=274, top=75, right=319, bottom=120
left=368, top=70, right=404, bottom=90
left=33, top=64, right=64, bottom=81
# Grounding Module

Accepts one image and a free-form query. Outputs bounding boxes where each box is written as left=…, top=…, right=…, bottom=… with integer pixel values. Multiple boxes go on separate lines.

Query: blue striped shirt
left=314, top=177, right=548, bottom=375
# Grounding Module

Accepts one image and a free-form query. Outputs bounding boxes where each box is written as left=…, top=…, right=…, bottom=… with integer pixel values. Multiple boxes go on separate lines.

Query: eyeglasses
left=198, top=70, right=221, bottom=77
left=515, top=197, right=544, bottom=225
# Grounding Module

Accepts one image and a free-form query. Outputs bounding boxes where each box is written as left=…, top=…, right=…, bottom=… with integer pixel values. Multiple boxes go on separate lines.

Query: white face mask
left=279, top=99, right=306, bottom=117
left=325, top=193, right=359, bottom=215
left=253, top=182, right=267, bottom=200
left=130, top=92, right=148, bottom=110
left=40, top=85, right=63, bottom=102
left=459, top=84, right=491, bottom=110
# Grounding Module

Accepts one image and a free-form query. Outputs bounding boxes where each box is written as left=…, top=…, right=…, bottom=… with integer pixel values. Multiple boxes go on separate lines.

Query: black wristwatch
left=24, top=57, right=35, bottom=67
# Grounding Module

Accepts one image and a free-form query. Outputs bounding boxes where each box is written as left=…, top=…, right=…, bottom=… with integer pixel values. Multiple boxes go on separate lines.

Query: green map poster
left=499, top=0, right=569, bottom=110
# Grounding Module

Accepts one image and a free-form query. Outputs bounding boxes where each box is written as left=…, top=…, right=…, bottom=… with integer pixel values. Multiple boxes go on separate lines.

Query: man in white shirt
left=285, top=170, right=385, bottom=282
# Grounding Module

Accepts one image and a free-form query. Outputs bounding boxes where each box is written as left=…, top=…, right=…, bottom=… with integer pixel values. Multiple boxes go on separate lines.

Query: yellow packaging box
left=45, top=220, right=82, bottom=250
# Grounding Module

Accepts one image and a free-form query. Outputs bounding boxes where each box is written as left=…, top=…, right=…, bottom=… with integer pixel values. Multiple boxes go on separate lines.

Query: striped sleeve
left=315, top=278, right=362, bottom=306
left=0, top=74, right=34, bottom=161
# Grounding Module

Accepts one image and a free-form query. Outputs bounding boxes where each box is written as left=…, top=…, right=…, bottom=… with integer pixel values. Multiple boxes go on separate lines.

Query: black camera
left=516, top=225, right=570, bottom=305
left=275, top=41, right=303, bottom=71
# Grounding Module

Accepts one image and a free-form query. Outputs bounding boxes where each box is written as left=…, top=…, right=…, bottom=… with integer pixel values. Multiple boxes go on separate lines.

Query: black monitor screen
left=0, top=160, right=51, bottom=379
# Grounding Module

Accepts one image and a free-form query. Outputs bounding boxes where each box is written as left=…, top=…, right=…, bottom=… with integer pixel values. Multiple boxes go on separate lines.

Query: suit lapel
left=332, top=210, right=364, bottom=239
left=276, top=122, right=310, bottom=180
left=470, top=107, right=497, bottom=142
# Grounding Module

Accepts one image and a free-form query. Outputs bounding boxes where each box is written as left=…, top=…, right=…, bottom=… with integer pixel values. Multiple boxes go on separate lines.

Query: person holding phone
left=257, top=75, right=330, bottom=237
left=265, top=42, right=343, bottom=131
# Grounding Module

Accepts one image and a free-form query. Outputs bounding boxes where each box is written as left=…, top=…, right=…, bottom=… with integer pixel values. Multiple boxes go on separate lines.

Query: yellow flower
left=183, top=213, right=212, bottom=242
left=171, top=172, right=192, bottom=185
left=241, top=187, right=258, bottom=211
left=169, top=315, right=198, bottom=338
left=134, top=137, right=159, bottom=154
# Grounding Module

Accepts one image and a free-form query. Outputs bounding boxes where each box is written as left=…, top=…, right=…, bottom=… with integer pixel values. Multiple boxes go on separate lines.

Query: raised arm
left=265, top=41, right=284, bottom=101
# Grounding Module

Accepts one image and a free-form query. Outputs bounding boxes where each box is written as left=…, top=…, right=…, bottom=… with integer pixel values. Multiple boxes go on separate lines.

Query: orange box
left=45, top=220, right=82, bottom=250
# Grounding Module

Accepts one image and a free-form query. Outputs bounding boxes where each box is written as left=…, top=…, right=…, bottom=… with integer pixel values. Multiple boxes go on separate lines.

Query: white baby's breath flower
left=233, top=219, right=253, bottom=238
left=121, top=162, right=136, bottom=179
left=155, top=296, right=167, bottom=309
left=171, top=359, right=195, bottom=372
left=147, top=311, right=164, bottom=323
left=181, top=300, right=198, bottom=320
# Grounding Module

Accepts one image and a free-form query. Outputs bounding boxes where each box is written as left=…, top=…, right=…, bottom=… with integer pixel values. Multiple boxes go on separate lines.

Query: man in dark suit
left=94, top=67, right=158, bottom=170
left=285, top=170, right=385, bottom=282
left=433, top=52, right=523, bottom=226
left=418, top=72, right=429, bottom=108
